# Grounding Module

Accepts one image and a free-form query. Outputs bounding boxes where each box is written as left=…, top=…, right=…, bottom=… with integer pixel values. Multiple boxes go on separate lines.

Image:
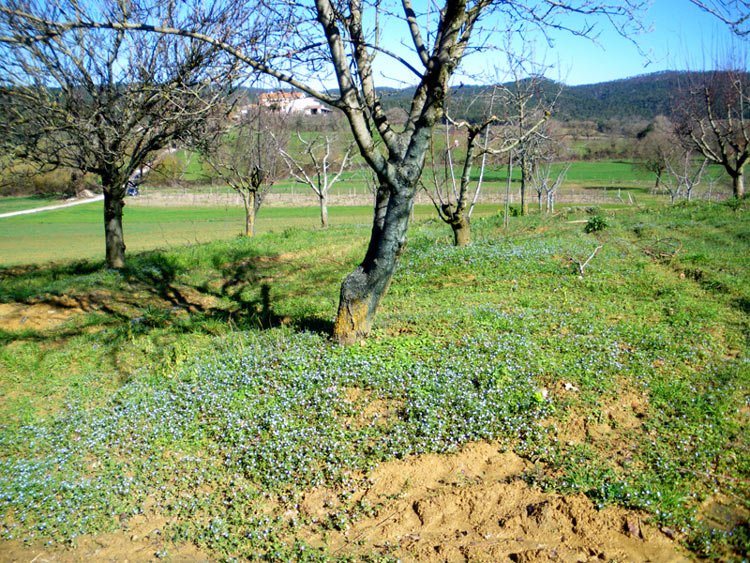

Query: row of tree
left=0, top=0, right=747, bottom=343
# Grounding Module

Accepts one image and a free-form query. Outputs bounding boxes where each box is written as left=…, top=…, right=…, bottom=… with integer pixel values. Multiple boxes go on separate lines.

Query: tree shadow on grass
left=0, top=245, right=335, bottom=345
left=0, top=259, right=104, bottom=288
left=122, top=248, right=334, bottom=335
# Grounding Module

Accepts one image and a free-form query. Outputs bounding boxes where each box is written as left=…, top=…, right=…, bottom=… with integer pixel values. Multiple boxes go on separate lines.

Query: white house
left=257, top=92, right=332, bottom=115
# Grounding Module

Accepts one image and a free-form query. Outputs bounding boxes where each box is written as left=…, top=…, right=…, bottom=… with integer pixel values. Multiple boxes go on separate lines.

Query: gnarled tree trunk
left=333, top=183, right=413, bottom=344
left=450, top=215, right=471, bottom=247
left=103, top=187, right=126, bottom=269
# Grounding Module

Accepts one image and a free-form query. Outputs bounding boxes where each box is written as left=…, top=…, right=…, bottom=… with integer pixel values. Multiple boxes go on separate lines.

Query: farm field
left=0, top=198, right=630, bottom=267
left=0, top=195, right=58, bottom=214
left=1, top=158, right=733, bottom=267
left=0, top=199, right=748, bottom=560
left=0, top=202, right=452, bottom=266
left=133, top=157, right=728, bottom=207
left=147, top=158, right=682, bottom=198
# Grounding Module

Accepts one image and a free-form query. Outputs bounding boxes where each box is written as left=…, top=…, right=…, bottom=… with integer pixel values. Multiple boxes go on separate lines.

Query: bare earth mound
left=297, top=443, right=689, bottom=562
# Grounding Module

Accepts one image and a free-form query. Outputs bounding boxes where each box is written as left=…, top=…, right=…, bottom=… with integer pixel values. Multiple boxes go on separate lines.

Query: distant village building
left=257, top=91, right=332, bottom=115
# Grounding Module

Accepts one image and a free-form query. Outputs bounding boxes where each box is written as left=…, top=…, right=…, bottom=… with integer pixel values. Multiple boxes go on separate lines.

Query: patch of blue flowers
left=0, top=328, right=551, bottom=550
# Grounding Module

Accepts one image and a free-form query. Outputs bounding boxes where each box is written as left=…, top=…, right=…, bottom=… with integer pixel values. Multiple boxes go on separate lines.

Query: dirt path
left=0, top=195, right=103, bottom=219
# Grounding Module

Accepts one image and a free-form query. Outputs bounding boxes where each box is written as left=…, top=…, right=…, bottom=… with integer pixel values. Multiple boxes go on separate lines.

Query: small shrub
left=584, top=215, right=607, bottom=233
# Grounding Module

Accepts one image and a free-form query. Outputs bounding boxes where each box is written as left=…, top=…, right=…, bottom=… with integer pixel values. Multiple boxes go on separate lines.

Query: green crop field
left=1, top=201, right=497, bottom=266
left=0, top=198, right=748, bottom=560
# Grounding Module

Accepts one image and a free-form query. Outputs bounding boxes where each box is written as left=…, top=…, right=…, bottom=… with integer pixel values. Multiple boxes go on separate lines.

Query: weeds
left=584, top=214, right=608, bottom=233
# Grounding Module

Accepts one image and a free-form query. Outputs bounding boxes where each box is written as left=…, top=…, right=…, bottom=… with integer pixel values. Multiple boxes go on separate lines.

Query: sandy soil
left=2, top=514, right=211, bottom=562
left=1, top=443, right=689, bottom=562
left=294, top=442, right=689, bottom=562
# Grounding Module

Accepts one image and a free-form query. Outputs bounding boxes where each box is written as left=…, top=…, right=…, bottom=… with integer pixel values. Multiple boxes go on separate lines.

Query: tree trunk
left=103, top=189, right=126, bottom=269
left=520, top=156, right=530, bottom=216
left=242, top=191, right=256, bottom=236
left=332, top=183, right=411, bottom=344
left=537, top=191, right=543, bottom=211
left=732, top=172, right=745, bottom=199
left=451, top=215, right=471, bottom=246
left=504, top=154, right=512, bottom=229
left=319, top=192, right=329, bottom=228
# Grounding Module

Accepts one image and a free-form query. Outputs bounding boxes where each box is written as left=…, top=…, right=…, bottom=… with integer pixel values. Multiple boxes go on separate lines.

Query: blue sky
left=372, top=0, right=747, bottom=87
left=541, top=0, right=746, bottom=84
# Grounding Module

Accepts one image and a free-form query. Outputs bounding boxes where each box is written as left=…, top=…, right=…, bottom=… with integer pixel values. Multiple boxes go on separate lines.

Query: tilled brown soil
left=128, top=187, right=629, bottom=209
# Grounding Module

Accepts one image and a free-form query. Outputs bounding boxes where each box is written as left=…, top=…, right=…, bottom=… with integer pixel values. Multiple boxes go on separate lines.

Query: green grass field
left=0, top=195, right=58, bottom=214
left=167, top=158, right=666, bottom=195
left=3, top=158, right=727, bottom=272
left=0, top=200, right=507, bottom=266
left=0, top=198, right=748, bottom=560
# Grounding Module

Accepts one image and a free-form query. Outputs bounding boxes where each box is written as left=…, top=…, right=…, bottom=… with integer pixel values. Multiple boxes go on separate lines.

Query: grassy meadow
left=2, top=158, right=731, bottom=268
left=0, top=194, right=748, bottom=559
left=0, top=201, right=367, bottom=266
left=0, top=195, right=59, bottom=215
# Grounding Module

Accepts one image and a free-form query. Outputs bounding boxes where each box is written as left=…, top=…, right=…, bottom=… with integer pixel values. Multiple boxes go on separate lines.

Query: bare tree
left=200, top=106, right=289, bottom=236
left=425, top=121, right=488, bottom=246
left=280, top=133, right=353, bottom=228
left=424, top=86, right=547, bottom=245
left=0, top=1, right=229, bottom=268
left=531, top=162, right=570, bottom=213
left=689, top=1, right=750, bottom=36
left=523, top=121, right=567, bottom=212
left=662, top=150, right=709, bottom=203
left=0, top=0, right=647, bottom=343
left=674, top=67, right=749, bottom=199
left=633, top=115, right=680, bottom=192
left=494, top=45, right=561, bottom=216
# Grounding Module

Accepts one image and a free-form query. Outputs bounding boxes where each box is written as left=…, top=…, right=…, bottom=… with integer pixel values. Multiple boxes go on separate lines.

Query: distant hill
left=555, top=71, right=685, bottom=121
left=375, top=71, right=698, bottom=123
left=241, top=71, right=746, bottom=123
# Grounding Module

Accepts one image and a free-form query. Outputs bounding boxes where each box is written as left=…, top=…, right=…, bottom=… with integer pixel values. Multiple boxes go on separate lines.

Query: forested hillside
left=374, top=71, right=709, bottom=123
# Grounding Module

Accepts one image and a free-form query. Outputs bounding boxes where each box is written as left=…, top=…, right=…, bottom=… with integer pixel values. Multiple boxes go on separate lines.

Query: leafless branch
left=572, top=244, right=603, bottom=276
